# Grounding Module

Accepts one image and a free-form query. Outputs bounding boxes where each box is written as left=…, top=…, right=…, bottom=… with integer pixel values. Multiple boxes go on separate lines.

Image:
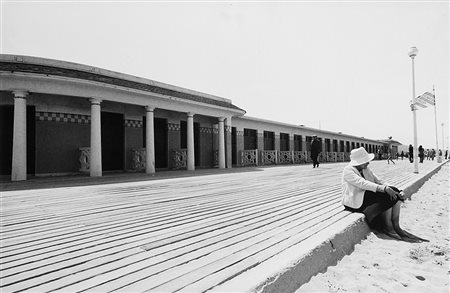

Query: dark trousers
left=311, top=153, right=319, bottom=167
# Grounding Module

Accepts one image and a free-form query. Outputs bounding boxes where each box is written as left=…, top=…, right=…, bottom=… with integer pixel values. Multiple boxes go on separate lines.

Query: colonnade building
left=0, top=55, right=388, bottom=181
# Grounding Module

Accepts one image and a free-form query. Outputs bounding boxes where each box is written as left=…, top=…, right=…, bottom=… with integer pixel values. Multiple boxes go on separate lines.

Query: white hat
left=349, top=147, right=375, bottom=166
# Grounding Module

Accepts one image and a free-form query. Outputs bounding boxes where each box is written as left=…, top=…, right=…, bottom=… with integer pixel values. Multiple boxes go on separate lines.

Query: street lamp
left=408, top=46, right=419, bottom=173
left=442, top=122, right=445, bottom=159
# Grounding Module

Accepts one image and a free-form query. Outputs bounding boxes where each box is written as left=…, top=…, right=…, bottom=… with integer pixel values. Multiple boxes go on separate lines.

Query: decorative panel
left=37, top=111, right=90, bottom=124
left=132, top=148, right=146, bottom=170
left=326, top=152, right=337, bottom=162
left=172, top=149, right=187, bottom=169
left=293, top=151, right=307, bottom=164
left=261, top=150, right=277, bottom=165
left=278, top=151, right=292, bottom=164
left=241, top=150, right=258, bottom=166
left=125, top=119, right=143, bottom=128
left=79, top=147, right=90, bottom=172
left=168, top=123, right=180, bottom=132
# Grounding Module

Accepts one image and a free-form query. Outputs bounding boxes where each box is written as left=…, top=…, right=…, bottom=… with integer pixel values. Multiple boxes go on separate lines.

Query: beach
left=297, top=163, right=449, bottom=293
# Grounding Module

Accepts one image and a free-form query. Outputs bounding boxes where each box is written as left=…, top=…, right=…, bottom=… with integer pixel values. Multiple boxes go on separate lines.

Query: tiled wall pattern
left=168, top=123, right=180, bottom=132
left=36, top=112, right=90, bottom=124
left=124, top=119, right=143, bottom=128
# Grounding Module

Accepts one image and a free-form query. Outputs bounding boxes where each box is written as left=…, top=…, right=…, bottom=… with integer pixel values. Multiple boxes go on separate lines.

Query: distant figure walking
left=310, top=135, right=322, bottom=168
left=431, top=149, right=436, bottom=161
left=408, top=144, right=414, bottom=163
left=387, top=147, right=396, bottom=164
left=400, top=151, right=405, bottom=160
left=341, top=147, right=428, bottom=242
left=377, top=147, right=383, bottom=160
left=418, top=145, right=424, bottom=163
left=445, top=150, right=448, bottom=160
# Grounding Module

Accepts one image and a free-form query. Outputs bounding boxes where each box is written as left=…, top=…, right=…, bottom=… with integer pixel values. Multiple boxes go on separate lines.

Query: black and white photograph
left=1, top=0, right=449, bottom=292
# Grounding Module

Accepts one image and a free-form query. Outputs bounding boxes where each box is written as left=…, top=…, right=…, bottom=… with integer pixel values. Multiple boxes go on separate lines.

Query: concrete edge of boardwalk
left=214, top=161, right=449, bottom=293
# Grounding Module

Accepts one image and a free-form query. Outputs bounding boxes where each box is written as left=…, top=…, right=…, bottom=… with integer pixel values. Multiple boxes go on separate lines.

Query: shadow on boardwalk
left=0, top=166, right=265, bottom=191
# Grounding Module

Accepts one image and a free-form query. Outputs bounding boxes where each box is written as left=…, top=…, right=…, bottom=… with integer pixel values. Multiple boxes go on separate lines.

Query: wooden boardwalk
left=0, top=160, right=446, bottom=292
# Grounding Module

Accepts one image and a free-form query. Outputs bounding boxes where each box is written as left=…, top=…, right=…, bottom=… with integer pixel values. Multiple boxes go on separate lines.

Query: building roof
left=378, top=138, right=403, bottom=145
left=0, top=54, right=246, bottom=114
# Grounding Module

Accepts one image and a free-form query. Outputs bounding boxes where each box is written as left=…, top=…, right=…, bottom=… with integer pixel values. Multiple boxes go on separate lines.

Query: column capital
left=145, top=106, right=155, bottom=112
left=89, top=97, right=102, bottom=105
left=218, top=117, right=225, bottom=122
left=12, top=90, right=29, bottom=99
left=187, top=112, right=195, bottom=118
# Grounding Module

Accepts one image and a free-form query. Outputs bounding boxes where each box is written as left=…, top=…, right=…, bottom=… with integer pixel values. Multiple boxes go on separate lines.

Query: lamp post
left=441, top=122, right=445, bottom=160
left=408, top=46, right=419, bottom=173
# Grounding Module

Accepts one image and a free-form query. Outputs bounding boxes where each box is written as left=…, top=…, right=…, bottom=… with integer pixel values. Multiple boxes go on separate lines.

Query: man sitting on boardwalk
left=341, top=147, right=428, bottom=242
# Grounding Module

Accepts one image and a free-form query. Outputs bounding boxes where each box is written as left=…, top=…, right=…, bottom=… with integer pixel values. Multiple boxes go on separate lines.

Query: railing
left=277, top=151, right=291, bottom=164
left=172, top=149, right=187, bottom=169
left=260, top=150, right=277, bottom=165
left=337, top=152, right=345, bottom=162
left=293, top=151, right=308, bottom=164
left=214, top=150, right=219, bottom=167
left=241, top=150, right=351, bottom=166
left=241, top=150, right=258, bottom=166
left=326, top=152, right=337, bottom=162
left=131, top=148, right=146, bottom=170
left=79, top=147, right=90, bottom=172
left=344, top=152, right=350, bottom=161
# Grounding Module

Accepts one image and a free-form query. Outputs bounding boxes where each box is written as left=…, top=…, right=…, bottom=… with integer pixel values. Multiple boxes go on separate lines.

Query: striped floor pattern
left=0, top=159, right=444, bottom=292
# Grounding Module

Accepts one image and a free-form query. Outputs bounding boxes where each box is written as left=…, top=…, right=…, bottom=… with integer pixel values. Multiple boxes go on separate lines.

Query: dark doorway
left=143, top=117, right=168, bottom=169
left=294, top=135, right=302, bottom=151
left=0, top=105, right=35, bottom=176
left=232, top=127, right=237, bottom=165
left=244, top=128, right=257, bottom=150
left=280, top=133, right=290, bottom=151
left=180, top=121, right=200, bottom=166
left=264, top=131, right=275, bottom=150
left=101, top=112, right=124, bottom=171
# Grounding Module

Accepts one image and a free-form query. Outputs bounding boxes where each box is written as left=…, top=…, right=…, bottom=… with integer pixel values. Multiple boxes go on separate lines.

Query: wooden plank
left=0, top=160, right=442, bottom=293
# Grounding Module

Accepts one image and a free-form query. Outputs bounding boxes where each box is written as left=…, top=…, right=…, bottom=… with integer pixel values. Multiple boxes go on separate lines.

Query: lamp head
left=408, top=46, right=418, bottom=58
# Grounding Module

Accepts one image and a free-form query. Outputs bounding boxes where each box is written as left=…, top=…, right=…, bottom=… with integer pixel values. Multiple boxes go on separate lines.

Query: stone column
left=90, top=98, right=102, bottom=177
left=187, top=112, right=195, bottom=171
left=11, top=90, right=28, bottom=181
left=225, top=117, right=232, bottom=168
left=218, top=117, right=226, bottom=169
left=146, top=106, right=155, bottom=174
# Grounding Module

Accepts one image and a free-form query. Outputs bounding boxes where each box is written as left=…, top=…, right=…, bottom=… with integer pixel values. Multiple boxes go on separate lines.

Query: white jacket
left=341, top=164, right=384, bottom=208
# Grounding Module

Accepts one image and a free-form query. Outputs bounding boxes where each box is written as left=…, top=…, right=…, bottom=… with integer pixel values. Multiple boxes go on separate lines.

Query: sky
left=1, top=0, right=449, bottom=150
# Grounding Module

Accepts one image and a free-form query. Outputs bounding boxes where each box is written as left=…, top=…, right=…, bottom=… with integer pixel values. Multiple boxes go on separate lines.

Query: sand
left=297, top=163, right=450, bottom=293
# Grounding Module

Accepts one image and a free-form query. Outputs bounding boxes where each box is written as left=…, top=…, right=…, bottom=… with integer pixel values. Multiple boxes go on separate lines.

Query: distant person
left=387, top=147, right=396, bottom=164
left=409, top=144, right=414, bottom=163
left=426, top=149, right=430, bottom=160
left=445, top=149, right=448, bottom=160
left=439, top=149, right=442, bottom=157
left=431, top=149, right=436, bottom=161
left=418, top=145, right=424, bottom=163
left=341, top=147, right=428, bottom=242
left=400, top=151, right=405, bottom=160
left=310, top=135, right=322, bottom=168
left=377, top=147, right=383, bottom=160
